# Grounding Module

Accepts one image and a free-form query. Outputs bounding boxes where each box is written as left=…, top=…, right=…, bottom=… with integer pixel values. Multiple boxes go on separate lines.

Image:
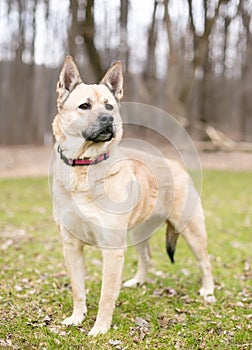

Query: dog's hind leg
left=89, top=248, right=125, bottom=336
left=123, top=240, right=151, bottom=288
left=61, top=231, right=87, bottom=326
left=181, top=215, right=215, bottom=303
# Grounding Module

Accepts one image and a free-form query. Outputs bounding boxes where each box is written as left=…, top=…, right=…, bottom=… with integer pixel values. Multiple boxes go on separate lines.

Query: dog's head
left=53, top=56, right=123, bottom=152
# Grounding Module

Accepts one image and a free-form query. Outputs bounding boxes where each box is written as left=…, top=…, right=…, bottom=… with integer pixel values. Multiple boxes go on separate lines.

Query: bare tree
left=1, top=0, right=252, bottom=144
left=119, top=0, right=129, bottom=71
left=144, top=0, right=158, bottom=79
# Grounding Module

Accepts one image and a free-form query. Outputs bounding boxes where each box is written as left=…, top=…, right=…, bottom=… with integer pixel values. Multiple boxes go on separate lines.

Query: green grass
left=0, top=171, right=251, bottom=349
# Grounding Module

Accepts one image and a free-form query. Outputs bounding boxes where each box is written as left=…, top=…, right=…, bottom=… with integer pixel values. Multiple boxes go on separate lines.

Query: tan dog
left=52, top=56, right=215, bottom=336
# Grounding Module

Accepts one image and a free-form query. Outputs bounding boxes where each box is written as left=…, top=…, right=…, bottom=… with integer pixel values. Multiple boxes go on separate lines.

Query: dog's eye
left=105, top=103, right=113, bottom=111
left=79, top=102, right=92, bottom=110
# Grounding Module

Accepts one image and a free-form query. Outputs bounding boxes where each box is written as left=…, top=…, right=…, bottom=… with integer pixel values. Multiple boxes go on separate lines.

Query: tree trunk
left=80, top=0, right=103, bottom=80
left=119, top=0, right=129, bottom=71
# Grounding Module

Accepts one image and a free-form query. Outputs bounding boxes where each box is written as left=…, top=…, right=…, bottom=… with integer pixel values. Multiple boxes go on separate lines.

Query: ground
left=0, top=172, right=251, bottom=349
left=0, top=146, right=251, bottom=349
left=0, top=145, right=252, bottom=178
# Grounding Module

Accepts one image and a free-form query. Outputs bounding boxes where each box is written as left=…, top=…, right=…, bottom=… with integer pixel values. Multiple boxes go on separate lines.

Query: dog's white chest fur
left=53, top=151, right=138, bottom=247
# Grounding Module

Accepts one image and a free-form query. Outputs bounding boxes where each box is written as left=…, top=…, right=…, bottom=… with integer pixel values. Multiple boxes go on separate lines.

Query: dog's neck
left=57, top=145, right=110, bottom=167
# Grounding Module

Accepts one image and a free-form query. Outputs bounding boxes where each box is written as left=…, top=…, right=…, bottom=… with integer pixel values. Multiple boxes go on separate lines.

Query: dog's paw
left=61, top=313, right=86, bottom=326
left=203, top=294, right=216, bottom=303
left=199, top=287, right=216, bottom=303
left=88, top=323, right=110, bottom=336
left=123, top=278, right=143, bottom=288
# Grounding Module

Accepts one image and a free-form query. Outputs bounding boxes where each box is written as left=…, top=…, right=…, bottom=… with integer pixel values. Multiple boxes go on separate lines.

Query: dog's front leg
left=61, top=233, right=87, bottom=326
left=89, top=248, right=125, bottom=336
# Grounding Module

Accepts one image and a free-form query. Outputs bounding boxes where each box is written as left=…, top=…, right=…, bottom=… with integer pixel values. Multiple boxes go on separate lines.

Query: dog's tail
left=166, top=220, right=179, bottom=264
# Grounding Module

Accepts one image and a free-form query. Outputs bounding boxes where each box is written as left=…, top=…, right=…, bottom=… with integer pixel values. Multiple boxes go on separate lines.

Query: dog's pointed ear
left=101, top=61, right=123, bottom=101
left=57, top=56, right=82, bottom=104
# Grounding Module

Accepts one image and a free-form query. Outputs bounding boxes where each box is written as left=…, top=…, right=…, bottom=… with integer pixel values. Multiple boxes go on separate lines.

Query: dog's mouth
left=82, top=125, right=115, bottom=143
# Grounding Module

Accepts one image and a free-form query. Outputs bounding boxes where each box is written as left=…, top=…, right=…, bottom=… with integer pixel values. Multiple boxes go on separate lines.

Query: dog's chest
left=53, top=161, right=136, bottom=243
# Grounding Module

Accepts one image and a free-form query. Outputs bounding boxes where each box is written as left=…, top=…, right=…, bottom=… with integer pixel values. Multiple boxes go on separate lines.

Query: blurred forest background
left=0, top=0, right=252, bottom=145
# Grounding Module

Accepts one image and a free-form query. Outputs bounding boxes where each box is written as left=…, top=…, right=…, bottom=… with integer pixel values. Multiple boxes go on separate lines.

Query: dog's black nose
left=98, top=114, right=114, bottom=125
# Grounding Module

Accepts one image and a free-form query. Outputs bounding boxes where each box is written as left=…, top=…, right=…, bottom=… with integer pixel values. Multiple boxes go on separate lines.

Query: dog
left=52, top=56, right=215, bottom=336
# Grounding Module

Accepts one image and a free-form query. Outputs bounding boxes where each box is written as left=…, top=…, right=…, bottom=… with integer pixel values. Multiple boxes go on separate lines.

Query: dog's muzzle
left=82, top=113, right=115, bottom=142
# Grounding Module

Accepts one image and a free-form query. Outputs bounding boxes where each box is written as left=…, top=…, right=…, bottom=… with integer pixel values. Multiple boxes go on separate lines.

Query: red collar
left=57, top=145, right=110, bottom=167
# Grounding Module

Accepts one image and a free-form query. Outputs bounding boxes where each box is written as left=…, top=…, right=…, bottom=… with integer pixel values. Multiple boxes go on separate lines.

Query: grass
left=0, top=171, right=251, bottom=349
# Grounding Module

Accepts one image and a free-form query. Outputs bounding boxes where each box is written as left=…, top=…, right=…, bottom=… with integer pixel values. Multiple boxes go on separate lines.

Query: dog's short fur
left=52, top=56, right=215, bottom=336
